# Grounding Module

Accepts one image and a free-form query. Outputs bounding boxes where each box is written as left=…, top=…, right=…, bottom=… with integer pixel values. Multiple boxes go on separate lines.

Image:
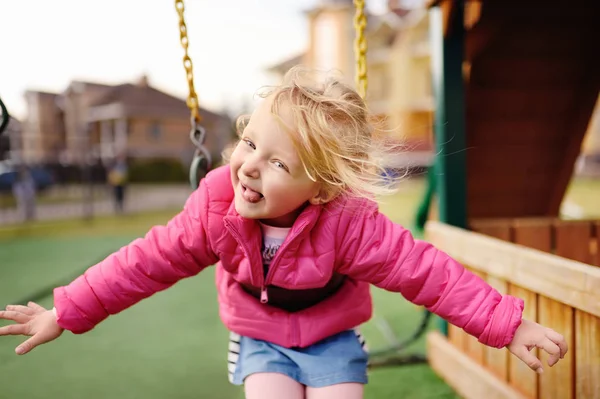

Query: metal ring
left=189, top=146, right=212, bottom=189
left=189, top=123, right=207, bottom=147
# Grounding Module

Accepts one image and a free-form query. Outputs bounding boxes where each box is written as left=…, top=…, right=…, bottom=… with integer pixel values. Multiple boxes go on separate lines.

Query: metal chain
left=175, top=0, right=211, bottom=189
left=175, top=0, right=201, bottom=123
left=353, top=0, right=368, bottom=99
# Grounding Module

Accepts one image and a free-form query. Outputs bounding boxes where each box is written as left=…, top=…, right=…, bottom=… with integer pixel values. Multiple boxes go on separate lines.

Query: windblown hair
left=233, top=66, right=407, bottom=201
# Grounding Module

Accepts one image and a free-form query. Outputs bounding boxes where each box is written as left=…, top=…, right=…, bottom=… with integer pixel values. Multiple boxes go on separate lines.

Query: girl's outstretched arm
left=54, top=179, right=218, bottom=334
left=336, top=201, right=566, bottom=372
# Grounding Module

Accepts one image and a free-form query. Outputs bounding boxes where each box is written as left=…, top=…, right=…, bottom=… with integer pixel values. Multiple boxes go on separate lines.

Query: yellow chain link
left=175, top=0, right=201, bottom=123
left=353, top=0, right=368, bottom=99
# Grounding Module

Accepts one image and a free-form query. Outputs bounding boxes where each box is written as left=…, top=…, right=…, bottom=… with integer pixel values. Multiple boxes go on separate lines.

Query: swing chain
left=353, top=0, right=368, bottom=99
left=175, top=0, right=200, bottom=123
left=189, top=118, right=212, bottom=188
left=175, top=0, right=211, bottom=189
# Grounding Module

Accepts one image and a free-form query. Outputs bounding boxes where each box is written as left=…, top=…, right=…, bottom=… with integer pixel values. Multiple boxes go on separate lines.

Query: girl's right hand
left=0, top=302, right=64, bottom=355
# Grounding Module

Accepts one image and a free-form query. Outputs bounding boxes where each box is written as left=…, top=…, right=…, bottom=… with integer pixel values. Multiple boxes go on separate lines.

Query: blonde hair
left=233, top=66, right=407, bottom=201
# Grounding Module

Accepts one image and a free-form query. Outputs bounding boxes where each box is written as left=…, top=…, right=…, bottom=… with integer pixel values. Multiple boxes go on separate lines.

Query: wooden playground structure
left=424, top=0, right=600, bottom=398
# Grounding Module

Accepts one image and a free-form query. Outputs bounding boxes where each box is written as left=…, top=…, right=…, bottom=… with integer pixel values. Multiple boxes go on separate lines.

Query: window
left=148, top=122, right=161, bottom=140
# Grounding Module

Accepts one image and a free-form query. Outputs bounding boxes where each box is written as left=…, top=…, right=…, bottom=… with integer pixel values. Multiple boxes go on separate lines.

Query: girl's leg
left=244, top=372, right=305, bottom=399
left=305, top=383, right=364, bottom=399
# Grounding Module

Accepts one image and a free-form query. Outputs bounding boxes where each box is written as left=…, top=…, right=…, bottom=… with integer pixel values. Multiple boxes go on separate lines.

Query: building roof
left=88, top=79, right=228, bottom=122
left=24, top=90, right=59, bottom=98
left=90, top=83, right=185, bottom=112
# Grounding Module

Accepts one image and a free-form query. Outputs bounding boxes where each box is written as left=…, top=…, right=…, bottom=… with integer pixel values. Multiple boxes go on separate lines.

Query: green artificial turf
left=0, top=179, right=458, bottom=398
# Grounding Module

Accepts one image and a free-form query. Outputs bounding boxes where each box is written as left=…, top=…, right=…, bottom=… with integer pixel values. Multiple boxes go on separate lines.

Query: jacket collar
left=222, top=200, right=322, bottom=249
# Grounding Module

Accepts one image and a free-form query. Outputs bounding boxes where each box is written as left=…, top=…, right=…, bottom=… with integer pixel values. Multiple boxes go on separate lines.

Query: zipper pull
left=260, top=286, right=268, bottom=303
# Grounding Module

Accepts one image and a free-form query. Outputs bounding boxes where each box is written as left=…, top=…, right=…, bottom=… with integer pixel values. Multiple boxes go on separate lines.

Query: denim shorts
left=227, top=329, right=369, bottom=388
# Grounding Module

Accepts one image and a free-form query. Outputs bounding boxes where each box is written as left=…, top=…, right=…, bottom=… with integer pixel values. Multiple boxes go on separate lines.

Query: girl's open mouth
left=241, top=184, right=264, bottom=203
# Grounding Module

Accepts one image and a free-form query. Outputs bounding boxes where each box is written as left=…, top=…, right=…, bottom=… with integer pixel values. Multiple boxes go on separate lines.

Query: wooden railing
left=425, top=218, right=600, bottom=399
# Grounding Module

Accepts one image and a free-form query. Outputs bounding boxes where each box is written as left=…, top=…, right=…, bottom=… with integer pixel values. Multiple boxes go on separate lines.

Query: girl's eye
left=274, top=161, right=288, bottom=171
left=244, top=139, right=256, bottom=149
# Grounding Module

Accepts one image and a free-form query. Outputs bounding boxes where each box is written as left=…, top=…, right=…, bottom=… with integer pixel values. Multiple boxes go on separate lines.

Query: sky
left=0, top=0, right=390, bottom=120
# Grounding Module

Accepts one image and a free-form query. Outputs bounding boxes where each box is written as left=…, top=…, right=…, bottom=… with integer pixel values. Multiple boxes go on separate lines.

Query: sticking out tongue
left=243, top=186, right=263, bottom=203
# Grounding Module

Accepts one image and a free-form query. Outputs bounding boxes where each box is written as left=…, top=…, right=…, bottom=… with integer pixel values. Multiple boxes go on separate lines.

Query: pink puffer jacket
left=53, top=165, right=523, bottom=349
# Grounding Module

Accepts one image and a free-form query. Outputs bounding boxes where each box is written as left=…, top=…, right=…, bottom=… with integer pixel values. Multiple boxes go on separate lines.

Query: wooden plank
left=507, top=285, right=538, bottom=398
left=487, top=1, right=596, bottom=19
left=484, top=276, right=510, bottom=382
left=464, top=270, right=487, bottom=365
left=427, top=331, right=528, bottom=399
left=538, top=296, right=574, bottom=399
left=484, top=29, right=589, bottom=58
left=469, top=221, right=513, bottom=381
left=513, top=218, right=553, bottom=252
left=467, top=193, right=551, bottom=220
left=448, top=322, right=467, bottom=352
left=508, top=215, right=549, bottom=399
left=466, top=118, right=569, bottom=145
left=554, top=220, right=593, bottom=264
left=467, top=168, right=557, bottom=194
left=469, top=57, right=583, bottom=88
left=470, top=219, right=512, bottom=241
left=510, top=218, right=546, bottom=399
left=466, top=147, right=560, bottom=173
left=463, top=326, right=484, bottom=364
left=468, top=87, right=578, bottom=118
left=425, top=221, right=600, bottom=318
left=575, top=310, right=600, bottom=399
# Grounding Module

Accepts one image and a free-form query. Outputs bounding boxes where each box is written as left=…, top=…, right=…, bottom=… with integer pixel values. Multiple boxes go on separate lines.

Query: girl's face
left=229, top=96, right=322, bottom=227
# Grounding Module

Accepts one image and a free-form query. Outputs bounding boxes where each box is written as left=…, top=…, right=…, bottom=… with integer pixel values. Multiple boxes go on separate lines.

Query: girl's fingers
left=537, top=337, right=561, bottom=367
left=27, top=302, right=46, bottom=313
left=0, top=323, right=28, bottom=337
left=5, top=305, right=36, bottom=315
left=16, top=332, right=47, bottom=355
left=513, top=345, right=544, bottom=374
left=0, top=310, right=30, bottom=324
left=545, top=329, right=568, bottom=358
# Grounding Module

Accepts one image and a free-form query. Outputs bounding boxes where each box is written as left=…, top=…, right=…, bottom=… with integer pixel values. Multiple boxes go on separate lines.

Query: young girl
left=0, top=67, right=567, bottom=399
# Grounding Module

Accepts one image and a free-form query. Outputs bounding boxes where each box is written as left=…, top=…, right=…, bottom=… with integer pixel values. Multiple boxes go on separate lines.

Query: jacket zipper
left=290, top=313, right=300, bottom=347
left=224, top=219, right=266, bottom=294
left=263, top=221, right=308, bottom=285
left=226, top=219, right=309, bottom=306
left=227, top=218, right=308, bottom=346
left=262, top=220, right=308, bottom=345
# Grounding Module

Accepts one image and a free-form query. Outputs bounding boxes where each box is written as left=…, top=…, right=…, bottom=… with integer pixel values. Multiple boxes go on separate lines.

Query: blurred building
left=267, top=0, right=434, bottom=168
left=19, top=76, right=232, bottom=167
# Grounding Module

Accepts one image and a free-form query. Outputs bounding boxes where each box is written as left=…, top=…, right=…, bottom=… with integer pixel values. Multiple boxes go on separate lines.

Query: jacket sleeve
left=52, top=179, right=219, bottom=334
left=336, top=203, right=524, bottom=349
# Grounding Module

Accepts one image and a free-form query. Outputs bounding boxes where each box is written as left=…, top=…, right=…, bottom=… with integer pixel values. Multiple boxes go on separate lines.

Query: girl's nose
left=240, top=156, right=260, bottom=179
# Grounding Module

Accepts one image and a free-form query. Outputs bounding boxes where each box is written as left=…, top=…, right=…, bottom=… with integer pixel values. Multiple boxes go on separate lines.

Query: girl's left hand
left=507, top=318, right=568, bottom=374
